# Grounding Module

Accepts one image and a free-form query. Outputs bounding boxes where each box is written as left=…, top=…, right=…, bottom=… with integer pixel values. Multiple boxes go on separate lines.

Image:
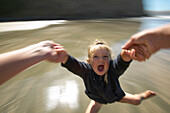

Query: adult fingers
left=53, top=45, right=64, bottom=49
left=130, top=48, right=146, bottom=62
left=122, top=38, right=135, bottom=49
left=41, top=40, right=61, bottom=48
left=122, top=31, right=148, bottom=49
left=138, top=44, right=151, bottom=59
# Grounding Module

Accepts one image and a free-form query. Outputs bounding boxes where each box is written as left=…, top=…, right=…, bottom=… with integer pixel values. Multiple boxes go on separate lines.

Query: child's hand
left=124, top=44, right=149, bottom=62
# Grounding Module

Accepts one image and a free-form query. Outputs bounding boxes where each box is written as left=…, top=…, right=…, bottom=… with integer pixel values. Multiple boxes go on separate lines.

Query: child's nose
left=99, top=57, right=104, bottom=61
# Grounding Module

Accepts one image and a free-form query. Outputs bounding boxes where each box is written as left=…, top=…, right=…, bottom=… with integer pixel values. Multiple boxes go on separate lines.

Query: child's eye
left=94, top=56, right=98, bottom=58
left=103, top=56, right=108, bottom=58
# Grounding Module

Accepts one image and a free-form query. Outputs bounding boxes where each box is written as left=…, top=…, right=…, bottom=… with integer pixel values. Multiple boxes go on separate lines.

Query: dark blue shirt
left=61, top=54, right=132, bottom=104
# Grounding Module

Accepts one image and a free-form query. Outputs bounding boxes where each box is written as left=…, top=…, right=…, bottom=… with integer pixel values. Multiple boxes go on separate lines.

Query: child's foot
left=139, top=90, right=156, bottom=100
left=132, top=90, right=156, bottom=105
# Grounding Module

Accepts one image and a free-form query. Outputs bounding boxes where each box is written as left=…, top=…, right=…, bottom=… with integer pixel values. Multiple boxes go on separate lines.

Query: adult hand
left=122, top=24, right=170, bottom=62
left=34, top=40, right=64, bottom=63
left=122, top=31, right=155, bottom=61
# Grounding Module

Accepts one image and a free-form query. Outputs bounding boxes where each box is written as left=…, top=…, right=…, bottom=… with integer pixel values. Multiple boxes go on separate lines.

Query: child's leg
left=85, top=100, right=103, bottom=113
left=118, top=90, right=156, bottom=105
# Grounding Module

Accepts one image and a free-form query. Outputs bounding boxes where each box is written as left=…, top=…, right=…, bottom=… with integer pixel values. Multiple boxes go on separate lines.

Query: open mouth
left=98, top=65, right=104, bottom=72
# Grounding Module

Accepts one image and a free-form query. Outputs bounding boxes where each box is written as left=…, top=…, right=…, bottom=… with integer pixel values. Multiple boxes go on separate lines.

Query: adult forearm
left=153, top=24, right=170, bottom=49
left=0, top=45, right=46, bottom=85
left=0, top=40, right=63, bottom=85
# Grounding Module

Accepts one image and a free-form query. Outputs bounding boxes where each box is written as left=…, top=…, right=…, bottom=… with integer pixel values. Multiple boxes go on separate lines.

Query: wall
left=0, top=0, right=145, bottom=21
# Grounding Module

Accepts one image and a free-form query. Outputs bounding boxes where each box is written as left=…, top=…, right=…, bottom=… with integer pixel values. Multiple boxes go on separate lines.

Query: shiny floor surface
left=0, top=18, right=170, bottom=113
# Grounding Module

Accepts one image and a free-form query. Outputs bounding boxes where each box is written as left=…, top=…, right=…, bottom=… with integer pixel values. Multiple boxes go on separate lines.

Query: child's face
left=88, top=45, right=111, bottom=76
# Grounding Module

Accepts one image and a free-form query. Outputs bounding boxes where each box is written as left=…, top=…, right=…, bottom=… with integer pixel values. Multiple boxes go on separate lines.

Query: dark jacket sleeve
left=61, top=55, right=90, bottom=78
left=112, top=53, right=132, bottom=77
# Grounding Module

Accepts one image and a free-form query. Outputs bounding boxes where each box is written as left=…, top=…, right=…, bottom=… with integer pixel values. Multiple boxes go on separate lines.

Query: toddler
left=56, top=39, right=156, bottom=113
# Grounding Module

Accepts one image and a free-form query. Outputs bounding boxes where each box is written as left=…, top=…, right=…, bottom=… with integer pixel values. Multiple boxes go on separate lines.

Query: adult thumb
left=122, top=38, right=136, bottom=49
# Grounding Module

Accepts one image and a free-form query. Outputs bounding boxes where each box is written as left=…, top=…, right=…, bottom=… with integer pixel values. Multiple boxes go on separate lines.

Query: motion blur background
left=0, top=0, right=170, bottom=113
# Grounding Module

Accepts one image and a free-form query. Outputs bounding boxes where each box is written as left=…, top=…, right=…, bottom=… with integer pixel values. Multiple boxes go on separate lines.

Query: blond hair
left=88, top=39, right=113, bottom=59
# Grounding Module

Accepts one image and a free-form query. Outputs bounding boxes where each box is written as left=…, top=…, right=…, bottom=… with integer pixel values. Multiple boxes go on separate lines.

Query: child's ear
left=86, top=58, right=90, bottom=63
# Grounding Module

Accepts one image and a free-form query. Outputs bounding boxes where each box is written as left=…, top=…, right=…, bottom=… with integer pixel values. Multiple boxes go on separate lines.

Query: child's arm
left=58, top=48, right=91, bottom=78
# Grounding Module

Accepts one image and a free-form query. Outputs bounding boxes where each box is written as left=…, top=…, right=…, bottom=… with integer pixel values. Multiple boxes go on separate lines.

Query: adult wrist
left=145, top=29, right=161, bottom=53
